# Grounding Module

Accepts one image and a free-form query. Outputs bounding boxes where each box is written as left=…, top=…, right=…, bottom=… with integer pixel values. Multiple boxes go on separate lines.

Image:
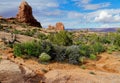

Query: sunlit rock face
left=16, top=1, right=42, bottom=27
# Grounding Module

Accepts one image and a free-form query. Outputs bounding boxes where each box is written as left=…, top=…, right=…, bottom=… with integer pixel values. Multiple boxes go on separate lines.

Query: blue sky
left=0, top=0, right=120, bottom=29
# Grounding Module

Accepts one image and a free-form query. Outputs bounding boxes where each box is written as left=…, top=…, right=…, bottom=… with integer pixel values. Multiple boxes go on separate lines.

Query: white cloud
left=72, top=0, right=91, bottom=4
left=94, top=11, right=120, bottom=23
left=67, top=11, right=83, bottom=19
left=81, top=0, right=91, bottom=4
left=83, top=3, right=110, bottom=10
left=73, top=0, right=111, bottom=10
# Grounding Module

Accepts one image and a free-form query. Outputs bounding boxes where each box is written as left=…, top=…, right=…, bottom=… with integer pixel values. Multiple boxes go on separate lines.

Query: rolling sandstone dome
left=16, top=1, right=42, bottom=27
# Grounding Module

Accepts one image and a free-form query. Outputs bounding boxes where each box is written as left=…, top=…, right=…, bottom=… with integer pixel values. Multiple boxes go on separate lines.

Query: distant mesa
left=16, top=1, right=42, bottom=27
left=48, top=22, right=65, bottom=31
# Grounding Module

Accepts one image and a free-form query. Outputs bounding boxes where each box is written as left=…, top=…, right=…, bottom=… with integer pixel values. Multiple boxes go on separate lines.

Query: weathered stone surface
left=0, top=60, right=44, bottom=83
left=45, top=69, right=120, bottom=83
left=0, top=60, right=24, bottom=83
left=16, top=1, right=42, bottom=27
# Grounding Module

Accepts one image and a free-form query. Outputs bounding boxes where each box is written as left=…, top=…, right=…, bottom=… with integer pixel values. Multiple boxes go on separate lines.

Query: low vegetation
left=12, top=30, right=120, bottom=64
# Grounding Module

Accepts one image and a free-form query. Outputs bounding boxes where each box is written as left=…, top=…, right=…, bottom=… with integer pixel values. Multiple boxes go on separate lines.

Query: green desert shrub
left=114, top=34, right=120, bottom=46
left=53, top=45, right=66, bottom=62
left=13, top=43, right=23, bottom=57
left=66, top=45, right=80, bottom=64
left=13, top=41, right=42, bottom=57
left=79, top=44, right=91, bottom=57
left=48, top=31, right=73, bottom=46
left=37, top=33, right=47, bottom=40
left=99, top=36, right=111, bottom=44
left=13, top=29, right=22, bottom=34
left=91, top=42, right=105, bottom=55
left=41, top=41, right=56, bottom=59
left=107, top=45, right=119, bottom=53
left=39, top=52, right=51, bottom=62
left=78, top=56, right=85, bottom=64
left=23, top=30, right=35, bottom=36
left=89, top=54, right=96, bottom=60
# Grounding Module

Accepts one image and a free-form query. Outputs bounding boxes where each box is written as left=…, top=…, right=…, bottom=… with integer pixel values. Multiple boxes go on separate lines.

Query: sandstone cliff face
left=48, top=22, right=65, bottom=31
left=56, top=22, right=65, bottom=30
left=16, top=1, right=42, bottom=27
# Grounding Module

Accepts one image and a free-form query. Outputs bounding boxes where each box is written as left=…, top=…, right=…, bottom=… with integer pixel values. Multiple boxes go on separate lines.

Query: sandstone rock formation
left=56, top=22, right=65, bottom=30
left=48, top=22, right=65, bottom=30
left=0, top=16, right=3, bottom=19
left=45, top=69, right=120, bottom=83
left=48, top=25, right=55, bottom=30
left=16, top=1, right=42, bottom=27
left=0, top=60, right=44, bottom=83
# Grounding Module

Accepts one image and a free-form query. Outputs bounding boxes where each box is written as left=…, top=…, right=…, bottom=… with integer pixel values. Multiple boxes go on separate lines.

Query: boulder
left=16, top=1, right=42, bottom=27
left=0, top=60, right=44, bottom=83
left=45, top=69, right=120, bottom=83
left=0, top=60, right=24, bottom=83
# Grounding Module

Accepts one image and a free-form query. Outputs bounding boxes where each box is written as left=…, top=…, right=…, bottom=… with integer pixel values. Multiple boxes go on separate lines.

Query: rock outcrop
left=48, top=22, right=65, bottom=31
left=16, top=1, right=42, bottom=27
left=45, top=69, right=120, bottom=83
left=56, top=22, right=65, bottom=30
left=0, top=16, right=3, bottom=19
left=0, top=60, right=44, bottom=83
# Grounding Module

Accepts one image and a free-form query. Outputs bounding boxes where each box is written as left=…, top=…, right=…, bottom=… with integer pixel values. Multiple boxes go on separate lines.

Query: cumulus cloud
left=94, top=11, right=120, bottom=23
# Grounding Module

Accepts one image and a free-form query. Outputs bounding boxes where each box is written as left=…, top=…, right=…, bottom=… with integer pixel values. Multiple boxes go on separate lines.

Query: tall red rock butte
left=16, top=1, right=42, bottom=27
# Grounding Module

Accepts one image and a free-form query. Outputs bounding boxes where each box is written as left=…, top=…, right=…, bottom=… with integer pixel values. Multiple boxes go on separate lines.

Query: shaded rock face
left=16, top=1, right=42, bottom=27
left=0, top=60, right=44, bottom=83
left=48, top=22, right=65, bottom=30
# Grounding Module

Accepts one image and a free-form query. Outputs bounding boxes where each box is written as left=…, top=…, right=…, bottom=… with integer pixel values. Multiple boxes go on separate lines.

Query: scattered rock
left=16, top=1, right=42, bottom=27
